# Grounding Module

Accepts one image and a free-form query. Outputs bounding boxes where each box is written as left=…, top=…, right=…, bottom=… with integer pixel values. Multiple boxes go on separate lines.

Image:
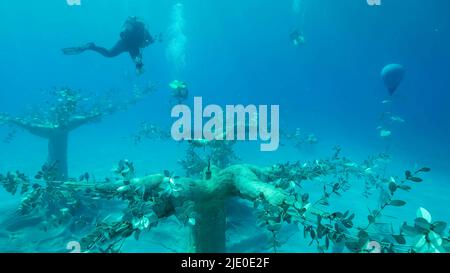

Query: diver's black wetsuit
left=63, top=16, right=154, bottom=73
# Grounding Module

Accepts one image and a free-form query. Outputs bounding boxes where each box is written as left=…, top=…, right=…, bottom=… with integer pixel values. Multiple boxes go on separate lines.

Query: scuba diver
left=169, top=80, right=189, bottom=103
left=62, top=16, right=155, bottom=74
left=290, top=29, right=305, bottom=46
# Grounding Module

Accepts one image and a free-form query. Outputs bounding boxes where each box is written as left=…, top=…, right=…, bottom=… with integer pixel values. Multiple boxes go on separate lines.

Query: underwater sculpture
left=77, top=158, right=450, bottom=253
left=0, top=86, right=154, bottom=180
left=181, top=137, right=239, bottom=176
left=0, top=148, right=448, bottom=253
left=2, top=107, right=448, bottom=253
left=169, top=80, right=189, bottom=103
left=381, top=64, right=405, bottom=95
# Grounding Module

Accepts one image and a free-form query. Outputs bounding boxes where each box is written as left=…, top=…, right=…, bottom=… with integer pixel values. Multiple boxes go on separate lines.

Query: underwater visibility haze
left=0, top=0, right=449, bottom=253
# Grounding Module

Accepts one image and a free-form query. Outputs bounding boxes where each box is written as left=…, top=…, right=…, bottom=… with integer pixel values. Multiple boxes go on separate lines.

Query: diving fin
left=62, top=43, right=94, bottom=55
left=62, top=46, right=85, bottom=55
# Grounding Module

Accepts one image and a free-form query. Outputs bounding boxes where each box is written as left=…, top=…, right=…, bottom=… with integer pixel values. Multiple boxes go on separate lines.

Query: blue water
left=0, top=0, right=449, bottom=252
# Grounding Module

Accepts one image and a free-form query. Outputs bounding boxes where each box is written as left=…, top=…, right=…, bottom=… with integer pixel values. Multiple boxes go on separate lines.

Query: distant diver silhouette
left=62, top=16, right=155, bottom=75
left=290, top=29, right=305, bottom=46
left=381, top=64, right=405, bottom=96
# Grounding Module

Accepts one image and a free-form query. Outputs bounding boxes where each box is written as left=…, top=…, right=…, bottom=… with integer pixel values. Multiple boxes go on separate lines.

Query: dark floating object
left=381, top=63, right=405, bottom=95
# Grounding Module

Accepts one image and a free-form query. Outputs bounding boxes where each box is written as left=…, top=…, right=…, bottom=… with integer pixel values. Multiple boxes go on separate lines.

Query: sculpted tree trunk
left=193, top=199, right=226, bottom=253
left=8, top=115, right=100, bottom=180
left=47, top=130, right=69, bottom=180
